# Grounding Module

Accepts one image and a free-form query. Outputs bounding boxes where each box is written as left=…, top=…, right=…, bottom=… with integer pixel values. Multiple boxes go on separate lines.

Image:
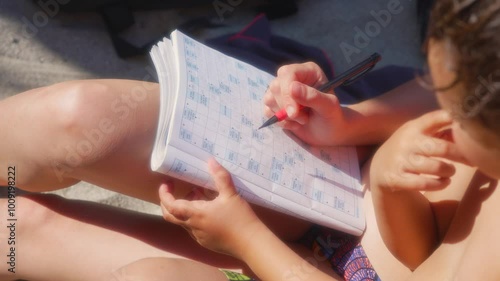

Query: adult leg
left=107, top=253, right=345, bottom=281
left=0, top=79, right=175, bottom=201
left=0, top=80, right=311, bottom=240
left=107, top=239, right=347, bottom=281
left=0, top=191, right=339, bottom=281
left=0, top=192, right=246, bottom=281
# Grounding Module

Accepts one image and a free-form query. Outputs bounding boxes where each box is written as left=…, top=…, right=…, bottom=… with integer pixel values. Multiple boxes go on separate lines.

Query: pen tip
left=258, top=115, right=279, bottom=130
left=258, top=123, right=268, bottom=130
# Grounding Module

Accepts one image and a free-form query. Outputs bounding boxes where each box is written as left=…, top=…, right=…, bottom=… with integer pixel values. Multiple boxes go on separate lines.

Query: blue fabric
left=205, top=14, right=334, bottom=80
left=205, top=15, right=417, bottom=104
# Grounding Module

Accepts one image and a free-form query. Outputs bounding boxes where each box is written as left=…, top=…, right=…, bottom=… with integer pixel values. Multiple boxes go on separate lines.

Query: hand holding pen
left=260, top=53, right=381, bottom=129
left=260, top=53, right=381, bottom=146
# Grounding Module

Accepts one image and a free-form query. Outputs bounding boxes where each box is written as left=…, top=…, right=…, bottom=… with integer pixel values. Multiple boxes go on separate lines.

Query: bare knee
left=42, top=81, right=130, bottom=183
left=2, top=79, right=160, bottom=192
left=47, top=80, right=119, bottom=159
left=0, top=80, right=121, bottom=190
left=47, top=79, right=161, bottom=169
left=47, top=81, right=113, bottom=134
left=7, top=81, right=119, bottom=190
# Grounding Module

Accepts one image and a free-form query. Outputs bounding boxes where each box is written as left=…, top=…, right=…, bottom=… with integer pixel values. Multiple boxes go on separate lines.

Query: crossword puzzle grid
left=169, top=157, right=295, bottom=217
left=169, top=35, right=360, bottom=219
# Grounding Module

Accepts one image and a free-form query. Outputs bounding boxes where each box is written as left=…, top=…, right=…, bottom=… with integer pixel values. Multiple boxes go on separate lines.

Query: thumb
left=289, top=81, right=340, bottom=118
left=208, top=159, right=238, bottom=198
left=158, top=181, right=176, bottom=204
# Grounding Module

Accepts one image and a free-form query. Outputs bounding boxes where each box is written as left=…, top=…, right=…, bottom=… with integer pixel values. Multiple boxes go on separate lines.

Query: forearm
left=238, top=223, right=336, bottom=281
left=346, top=78, right=437, bottom=145
left=370, top=183, right=438, bottom=270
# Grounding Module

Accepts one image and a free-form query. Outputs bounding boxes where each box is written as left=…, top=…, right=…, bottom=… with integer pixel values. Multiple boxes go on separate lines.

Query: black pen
left=258, top=53, right=381, bottom=129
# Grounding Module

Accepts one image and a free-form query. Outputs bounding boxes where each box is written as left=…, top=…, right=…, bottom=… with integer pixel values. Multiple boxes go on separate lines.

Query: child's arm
left=369, top=110, right=467, bottom=269
left=265, top=62, right=438, bottom=146
left=159, top=159, right=342, bottom=281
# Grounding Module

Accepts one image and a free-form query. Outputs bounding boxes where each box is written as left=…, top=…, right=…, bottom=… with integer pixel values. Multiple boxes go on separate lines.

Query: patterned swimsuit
left=299, top=225, right=381, bottom=281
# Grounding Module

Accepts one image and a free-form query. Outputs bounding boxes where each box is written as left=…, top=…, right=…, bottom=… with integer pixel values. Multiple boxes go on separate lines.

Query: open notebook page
left=150, top=31, right=365, bottom=235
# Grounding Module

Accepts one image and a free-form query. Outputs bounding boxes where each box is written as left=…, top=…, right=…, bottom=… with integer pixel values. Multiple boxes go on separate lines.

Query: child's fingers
left=416, top=137, right=470, bottom=165
left=276, top=62, right=327, bottom=89
left=289, top=81, right=340, bottom=118
left=433, top=128, right=454, bottom=142
left=385, top=172, right=451, bottom=191
left=417, top=110, right=453, bottom=134
left=405, top=156, right=456, bottom=178
left=160, top=202, right=183, bottom=225
left=158, top=182, right=176, bottom=205
left=163, top=199, right=195, bottom=222
left=281, top=120, right=303, bottom=131
left=208, top=159, right=238, bottom=197
left=159, top=183, right=195, bottom=223
left=407, top=175, right=451, bottom=191
left=263, top=82, right=280, bottom=112
left=275, top=63, right=328, bottom=123
left=263, top=106, right=275, bottom=118
left=184, top=188, right=204, bottom=201
left=263, top=80, right=306, bottom=124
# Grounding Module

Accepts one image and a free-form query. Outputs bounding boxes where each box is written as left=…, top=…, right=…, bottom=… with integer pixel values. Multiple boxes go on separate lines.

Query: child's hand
left=264, top=62, right=353, bottom=146
left=371, top=110, right=468, bottom=192
left=159, top=159, right=264, bottom=259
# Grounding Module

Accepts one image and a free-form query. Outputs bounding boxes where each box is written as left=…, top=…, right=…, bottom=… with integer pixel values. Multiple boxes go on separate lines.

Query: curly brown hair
left=427, top=0, right=500, bottom=136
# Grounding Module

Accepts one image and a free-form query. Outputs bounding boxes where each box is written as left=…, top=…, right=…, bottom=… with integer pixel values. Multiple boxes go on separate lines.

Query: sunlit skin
left=428, top=39, right=500, bottom=179
left=155, top=40, right=500, bottom=280
left=1, top=35, right=498, bottom=281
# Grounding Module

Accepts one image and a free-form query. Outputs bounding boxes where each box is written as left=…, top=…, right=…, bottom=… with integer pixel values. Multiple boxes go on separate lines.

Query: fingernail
left=286, top=105, right=296, bottom=117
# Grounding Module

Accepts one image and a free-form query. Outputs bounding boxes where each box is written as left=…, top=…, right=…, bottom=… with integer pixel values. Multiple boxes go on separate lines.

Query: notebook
left=150, top=30, right=365, bottom=235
